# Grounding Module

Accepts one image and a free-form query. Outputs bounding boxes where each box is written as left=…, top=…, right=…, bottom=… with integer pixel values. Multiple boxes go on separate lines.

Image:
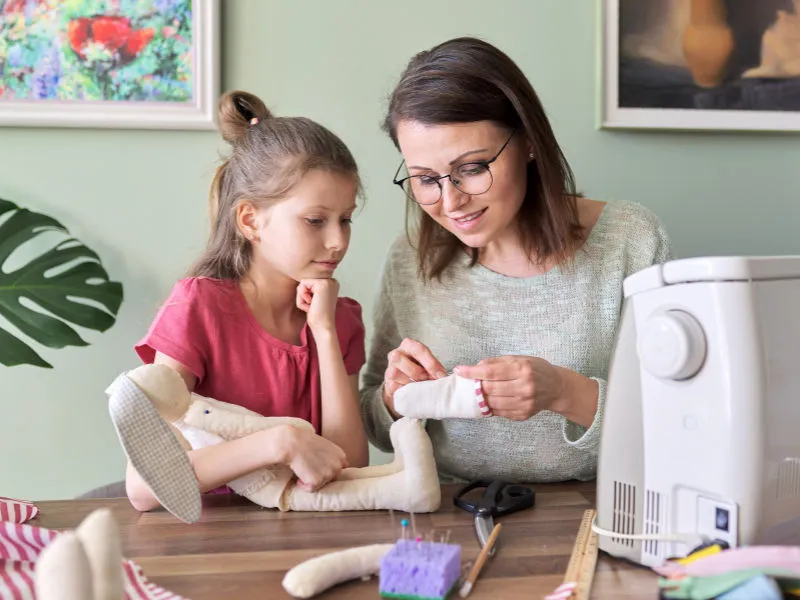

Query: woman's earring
left=529, top=152, right=535, bottom=159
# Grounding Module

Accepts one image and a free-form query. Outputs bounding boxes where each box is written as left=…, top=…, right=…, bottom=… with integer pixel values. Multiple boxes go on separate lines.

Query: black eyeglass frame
left=391, top=129, right=517, bottom=206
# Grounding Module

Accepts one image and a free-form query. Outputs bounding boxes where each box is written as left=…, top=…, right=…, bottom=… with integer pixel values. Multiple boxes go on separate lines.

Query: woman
left=360, top=37, right=673, bottom=484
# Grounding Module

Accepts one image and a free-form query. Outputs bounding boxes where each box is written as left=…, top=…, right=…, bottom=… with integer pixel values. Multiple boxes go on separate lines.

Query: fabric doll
left=106, top=364, right=442, bottom=523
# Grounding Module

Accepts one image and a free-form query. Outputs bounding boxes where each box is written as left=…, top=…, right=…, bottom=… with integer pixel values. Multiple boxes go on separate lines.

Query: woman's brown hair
left=383, top=37, right=583, bottom=280
left=189, top=90, right=360, bottom=280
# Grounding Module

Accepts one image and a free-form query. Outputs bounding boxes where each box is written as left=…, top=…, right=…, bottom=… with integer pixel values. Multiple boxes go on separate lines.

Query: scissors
left=454, top=480, right=535, bottom=556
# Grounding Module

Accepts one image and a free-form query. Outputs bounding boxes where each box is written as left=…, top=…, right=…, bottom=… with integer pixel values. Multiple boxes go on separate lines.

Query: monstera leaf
left=0, top=198, right=123, bottom=368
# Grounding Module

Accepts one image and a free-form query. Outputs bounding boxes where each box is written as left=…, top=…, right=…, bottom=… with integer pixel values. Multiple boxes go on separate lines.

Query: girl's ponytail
left=208, top=158, right=229, bottom=231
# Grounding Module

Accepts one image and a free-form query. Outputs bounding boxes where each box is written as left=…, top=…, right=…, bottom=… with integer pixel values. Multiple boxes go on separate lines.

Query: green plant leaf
left=0, top=198, right=123, bottom=368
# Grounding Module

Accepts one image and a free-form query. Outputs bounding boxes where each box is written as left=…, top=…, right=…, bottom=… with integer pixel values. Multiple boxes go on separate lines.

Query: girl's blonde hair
left=189, top=90, right=360, bottom=280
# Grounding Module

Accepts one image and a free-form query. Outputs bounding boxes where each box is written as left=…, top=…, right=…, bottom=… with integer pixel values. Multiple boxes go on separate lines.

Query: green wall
left=2, top=0, right=799, bottom=500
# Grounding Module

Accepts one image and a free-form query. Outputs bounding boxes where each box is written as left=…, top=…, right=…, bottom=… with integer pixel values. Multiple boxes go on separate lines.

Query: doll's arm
left=183, top=395, right=314, bottom=439
left=282, top=544, right=393, bottom=598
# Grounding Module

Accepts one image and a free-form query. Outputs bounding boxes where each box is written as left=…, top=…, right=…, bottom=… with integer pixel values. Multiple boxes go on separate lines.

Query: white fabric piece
left=282, top=544, right=393, bottom=598
left=393, top=374, right=483, bottom=419
left=173, top=420, right=225, bottom=449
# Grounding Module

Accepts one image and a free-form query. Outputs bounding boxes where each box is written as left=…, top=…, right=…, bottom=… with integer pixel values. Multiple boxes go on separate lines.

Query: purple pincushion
left=379, top=539, right=461, bottom=600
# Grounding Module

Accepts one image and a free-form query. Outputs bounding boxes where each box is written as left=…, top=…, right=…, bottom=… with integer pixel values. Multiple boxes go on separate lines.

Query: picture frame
left=0, top=0, right=220, bottom=130
left=599, top=0, right=800, bottom=132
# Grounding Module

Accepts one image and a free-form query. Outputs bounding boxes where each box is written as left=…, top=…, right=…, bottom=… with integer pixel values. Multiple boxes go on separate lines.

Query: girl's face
left=245, top=169, right=358, bottom=283
left=395, top=120, right=531, bottom=250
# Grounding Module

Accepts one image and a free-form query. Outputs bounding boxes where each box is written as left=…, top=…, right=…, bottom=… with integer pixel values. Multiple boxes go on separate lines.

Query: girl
left=127, top=91, right=368, bottom=511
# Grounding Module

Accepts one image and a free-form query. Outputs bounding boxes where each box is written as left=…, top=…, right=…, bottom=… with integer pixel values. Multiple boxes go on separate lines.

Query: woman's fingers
left=388, top=350, right=431, bottom=382
left=399, top=338, right=447, bottom=379
left=479, top=379, right=524, bottom=397
left=483, top=395, right=537, bottom=421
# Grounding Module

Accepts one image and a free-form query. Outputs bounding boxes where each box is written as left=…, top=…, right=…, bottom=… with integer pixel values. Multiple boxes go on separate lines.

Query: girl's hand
left=382, top=338, right=447, bottom=413
left=297, top=278, right=339, bottom=333
left=454, top=356, right=565, bottom=421
left=279, top=426, right=348, bottom=492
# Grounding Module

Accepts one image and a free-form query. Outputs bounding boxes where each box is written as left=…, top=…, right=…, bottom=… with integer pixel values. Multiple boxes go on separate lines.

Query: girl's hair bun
left=217, top=90, right=272, bottom=144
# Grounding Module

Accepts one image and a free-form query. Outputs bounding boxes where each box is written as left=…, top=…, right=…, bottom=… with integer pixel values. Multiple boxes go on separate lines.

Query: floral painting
left=0, top=0, right=219, bottom=129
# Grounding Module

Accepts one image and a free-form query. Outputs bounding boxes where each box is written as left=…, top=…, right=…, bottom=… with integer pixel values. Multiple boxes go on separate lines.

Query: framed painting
left=0, top=0, right=220, bottom=129
left=599, top=0, right=800, bottom=132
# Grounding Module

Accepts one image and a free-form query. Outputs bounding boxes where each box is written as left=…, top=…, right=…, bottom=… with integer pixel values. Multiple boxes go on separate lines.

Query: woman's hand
left=382, top=338, right=447, bottom=413
left=454, top=356, right=566, bottom=421
left=278, top=426, right=349, bottom=492
left=297, top=278, right=339, bottom=333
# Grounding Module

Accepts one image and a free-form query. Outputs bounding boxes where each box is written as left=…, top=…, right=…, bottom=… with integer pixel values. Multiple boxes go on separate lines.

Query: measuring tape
left=545, top=509, right=599, bottom=600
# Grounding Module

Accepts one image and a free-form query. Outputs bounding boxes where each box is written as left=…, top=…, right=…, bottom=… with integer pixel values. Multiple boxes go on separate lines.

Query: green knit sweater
left=359, top=200, right=673, bottom=483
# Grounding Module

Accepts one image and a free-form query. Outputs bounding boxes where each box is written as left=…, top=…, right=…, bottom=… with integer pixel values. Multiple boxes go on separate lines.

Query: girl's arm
left=297, top=280, right=369, bottom=468
left=315, top=330, right=369, bottom=467
left=125, top=426, right=293, bottom=511
left=125, top=352, right=347, bottom=512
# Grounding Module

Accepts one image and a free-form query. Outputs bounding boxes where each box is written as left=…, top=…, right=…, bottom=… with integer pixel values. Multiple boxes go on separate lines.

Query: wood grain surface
left=31, top=483, right=657, bottom=599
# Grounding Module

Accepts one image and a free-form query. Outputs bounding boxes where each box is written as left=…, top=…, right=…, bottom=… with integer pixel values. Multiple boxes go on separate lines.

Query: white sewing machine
left=595, top=256, right=800, bottom=568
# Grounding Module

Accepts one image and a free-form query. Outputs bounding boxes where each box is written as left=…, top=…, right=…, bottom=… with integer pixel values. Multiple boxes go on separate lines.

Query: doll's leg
left=225, top=466, right=296, bottom=511
left=284, top=418, right=441, bottom=513
left=107, top=375, right=202, bottom=524
left=336, top=462, right=402, bottom=480
left=393, top=374, right=490, bottom=420
left=335, top=418, right=408, bottom=480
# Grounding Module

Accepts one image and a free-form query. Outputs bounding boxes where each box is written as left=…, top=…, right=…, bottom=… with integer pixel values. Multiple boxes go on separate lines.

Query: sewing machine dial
left=638, top=309, right=707, bottom=380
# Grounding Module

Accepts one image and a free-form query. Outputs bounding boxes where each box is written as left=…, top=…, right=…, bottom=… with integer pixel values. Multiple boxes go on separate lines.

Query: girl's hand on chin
left=296, top=278, right=339, bottom=333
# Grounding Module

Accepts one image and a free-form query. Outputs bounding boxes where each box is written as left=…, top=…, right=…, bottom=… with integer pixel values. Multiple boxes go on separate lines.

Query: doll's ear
left=126, top=364, right=192, bottom=422
left=35, top=532, right=93, bottom=600
left=75, top=509, right=124, bottom=600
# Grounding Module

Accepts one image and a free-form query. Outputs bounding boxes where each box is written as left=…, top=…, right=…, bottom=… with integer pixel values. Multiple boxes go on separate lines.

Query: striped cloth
left=0, top=497, right=188, bottom=600
left=0, top=500, right=38, bottom=525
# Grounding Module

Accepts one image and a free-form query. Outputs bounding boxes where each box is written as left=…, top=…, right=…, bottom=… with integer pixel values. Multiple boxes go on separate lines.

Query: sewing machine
left=595, top=256, right=800, bottom=568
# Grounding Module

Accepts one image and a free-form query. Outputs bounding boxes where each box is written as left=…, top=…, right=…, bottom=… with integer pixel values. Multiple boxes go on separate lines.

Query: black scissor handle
left=454, top=480, right=535, bottom=517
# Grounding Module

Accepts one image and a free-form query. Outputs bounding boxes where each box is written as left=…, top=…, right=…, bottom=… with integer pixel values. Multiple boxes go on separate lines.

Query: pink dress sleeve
left=134, top=278, right=210, bottom=382
left=335, top=297, right=366, bottom=375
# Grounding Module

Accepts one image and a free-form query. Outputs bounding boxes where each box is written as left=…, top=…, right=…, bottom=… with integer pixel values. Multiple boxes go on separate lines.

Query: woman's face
left=395, top=120, right=531, bottom=250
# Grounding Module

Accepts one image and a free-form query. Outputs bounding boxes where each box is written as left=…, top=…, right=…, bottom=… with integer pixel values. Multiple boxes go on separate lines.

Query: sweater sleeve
left=359, top=250, right=402, bottom=453
left=561, top=203, right=674, bottom=454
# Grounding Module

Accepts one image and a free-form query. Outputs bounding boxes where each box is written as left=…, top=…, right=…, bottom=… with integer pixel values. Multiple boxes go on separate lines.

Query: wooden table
left=31, top=483, right=657, bottom=599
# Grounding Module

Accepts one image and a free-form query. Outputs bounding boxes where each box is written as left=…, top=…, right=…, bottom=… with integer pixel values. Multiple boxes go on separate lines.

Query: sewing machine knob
left=639, top=310, right=706, bottom=380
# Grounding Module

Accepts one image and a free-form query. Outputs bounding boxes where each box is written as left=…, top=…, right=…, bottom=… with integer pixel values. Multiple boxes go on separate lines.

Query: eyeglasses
left=392, top=130, right=516, bottom=206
